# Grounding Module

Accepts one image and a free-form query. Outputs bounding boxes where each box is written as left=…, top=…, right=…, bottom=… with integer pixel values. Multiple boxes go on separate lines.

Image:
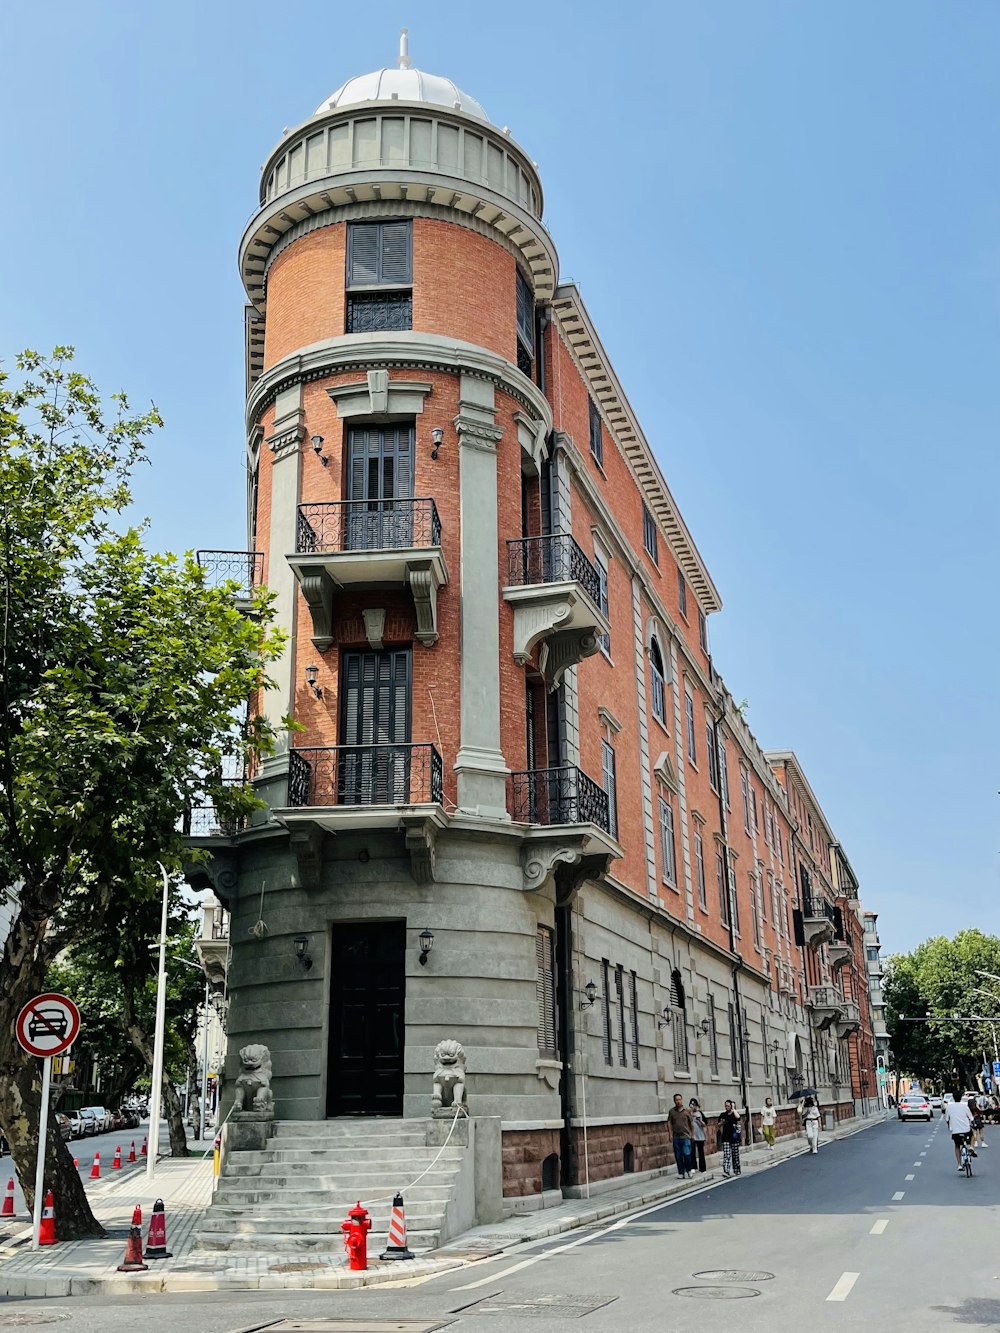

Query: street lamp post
left=146, top=863, right=171, bottom=1180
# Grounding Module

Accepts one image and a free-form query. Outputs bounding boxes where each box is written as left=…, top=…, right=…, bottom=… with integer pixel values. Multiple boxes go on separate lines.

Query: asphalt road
left=2, top=1113, right=999, bottom=1331
left=1, top=1120, right=159, bottom=1222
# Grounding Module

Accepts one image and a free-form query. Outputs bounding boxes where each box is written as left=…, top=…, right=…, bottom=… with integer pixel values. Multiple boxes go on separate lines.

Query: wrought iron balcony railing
left=803, top=894, right=838, bottom=925
left=295, top=499, right=441, bottom=555
left=196, top=550, right=264, bottom=600
left=287, top=744, right=443, bottom=808
left=506, top=534, right=602, bottom=609
left=183, top=779, right=252, bottom=838
left=509, top=765, right=611, bottom=834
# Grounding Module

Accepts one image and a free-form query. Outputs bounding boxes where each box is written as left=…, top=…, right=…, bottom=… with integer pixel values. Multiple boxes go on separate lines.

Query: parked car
left=80, top=1106, right=111, bottom=1133
left=898, top=1092, right=932, bottom=1122
left=63, top=1110, right=86, bottom=1139
left=77, top=1109, right=100, bottom=1136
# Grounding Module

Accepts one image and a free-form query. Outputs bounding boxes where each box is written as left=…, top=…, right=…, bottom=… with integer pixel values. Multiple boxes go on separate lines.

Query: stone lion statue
left=432, top=1039, right=467, bottom=1112
left=233, top=1043, right=274, bottom=1115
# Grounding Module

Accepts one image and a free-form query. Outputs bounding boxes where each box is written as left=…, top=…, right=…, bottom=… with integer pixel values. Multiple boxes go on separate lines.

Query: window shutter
left=348, top=224, right=380, bottom=285
left=380, top=222, right=412, bottom=285
left=516, top=270, right=534, bottom=351
left=792, top=909, right=805, bottom=947
left=347, top=431, right=368, bottom=502
left=393, top=427, right=414, bottom=501
left=589, top=398, right=603, bottom=464
left=390, top=650, right=409, bottom=744
left=536, top=926, right=557, bottom=1056
left=601, top=958, right=613, bottom=1064
left=342, top=652, right=362, bottom=745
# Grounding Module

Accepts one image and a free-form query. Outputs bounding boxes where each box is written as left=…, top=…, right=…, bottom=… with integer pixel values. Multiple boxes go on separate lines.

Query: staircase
left=196, top=1118, right=469, bottom=1254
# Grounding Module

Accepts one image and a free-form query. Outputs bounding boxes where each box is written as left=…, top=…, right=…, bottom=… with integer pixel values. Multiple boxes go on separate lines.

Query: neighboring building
left=863, top=911, right=891, bottom=1103
left=188, top=37, right=878, bottom=1208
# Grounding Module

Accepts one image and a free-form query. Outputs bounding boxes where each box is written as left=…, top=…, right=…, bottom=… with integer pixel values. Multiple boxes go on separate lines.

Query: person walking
left=667, top=1093, right=695, bottom=1180
left=689, top=1099, right=708, bottom=1173
left=761, top=1096, right=777, bottom=1149
left=719, top=1100, right=742, bottom=1177
left=802, top=1096, right=821, bottom=1154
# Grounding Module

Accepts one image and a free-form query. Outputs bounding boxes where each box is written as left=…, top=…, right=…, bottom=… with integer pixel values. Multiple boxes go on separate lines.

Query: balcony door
left=339, top=649, right=411, bottom=805
left=346, top=426, right=414, bottom=551
left=327, top=921, right=405, bottom=1117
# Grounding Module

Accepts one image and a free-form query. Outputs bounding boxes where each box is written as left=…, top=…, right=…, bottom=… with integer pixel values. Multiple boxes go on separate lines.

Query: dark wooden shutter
left=616, top=965, right=627, bottom=1066
left=833, top=906, right=844, bottom=939
left=601, top=958, right=613, bottom=1064
left=393, top=427, right=413, bottom=500
left=536, top=926, right=557, bottom=1057
left=516, top=270, right=534, bottom=351
left=380, top=222, right=412, bottom=284
left=589, top=397, right=603, bottom=464
left=792, top=909, right=805, bottom=947
left=629, top=972, right=640, bottom=1068
left=348, top=224, right=380, bottom=285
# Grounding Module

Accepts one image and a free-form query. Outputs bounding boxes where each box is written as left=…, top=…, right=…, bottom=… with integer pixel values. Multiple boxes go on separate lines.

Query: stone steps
left=226, top=1146, right=464, bottom=1165
left=215, top=1184, right=455, bottom=1206
left=196, top=1228, right=441, bottom=1254
left=200, top=1209, right=443, bottom=1233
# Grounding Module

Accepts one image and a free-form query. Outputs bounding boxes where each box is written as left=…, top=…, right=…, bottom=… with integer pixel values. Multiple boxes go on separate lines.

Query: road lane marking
left=905, top=1174, right=915, bottom=1180
left=827, top=1272, right=860, bottom=1302
left=914, top=1162, right=922, bottom=1167
left=870, top=1220, right=889, bottom=1235
left=920, top=1151, right=927, bottom=1156
left=892, top=1191, right=905, bottom=1200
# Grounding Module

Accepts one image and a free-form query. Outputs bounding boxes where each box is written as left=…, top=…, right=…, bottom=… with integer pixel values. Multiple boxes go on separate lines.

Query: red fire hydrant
left=341, top=1201, right=372, bottom=1271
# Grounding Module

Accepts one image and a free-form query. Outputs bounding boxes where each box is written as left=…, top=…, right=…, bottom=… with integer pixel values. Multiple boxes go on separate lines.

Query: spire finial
left=398, top=28, right=412, bottom=70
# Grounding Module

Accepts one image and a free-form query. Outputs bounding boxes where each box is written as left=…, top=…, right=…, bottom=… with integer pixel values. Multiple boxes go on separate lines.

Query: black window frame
left=629, top=970, right=640, bottom=1069
left=346, top=220, right=413, bottom=333
left=707, top=993, right=719, bottom=1075
left=717, top=851, right=729, bottom=927
left=697, top=606, right=708, bottom=651
left=642, top=503, right=658, bottom=563
left=615, top=964, right=628, bottom=1068
left=649, top=638, right=666, bottom=727
left=516, top=268, right=534, bottom=358
left=677, top=566, right=688, bottom=619
left=601, top=739, right=618, bottom=840
left=588, top=397, right=603, bottom=468
left=685, top=685, right=697, bottom=765
left=694, top=831, right=707, bottom=911
left=659, top=793, right=677, bottom=888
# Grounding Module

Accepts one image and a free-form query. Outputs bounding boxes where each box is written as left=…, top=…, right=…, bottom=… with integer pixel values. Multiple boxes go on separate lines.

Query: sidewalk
left=0, top=1111, right=888, bottom=1297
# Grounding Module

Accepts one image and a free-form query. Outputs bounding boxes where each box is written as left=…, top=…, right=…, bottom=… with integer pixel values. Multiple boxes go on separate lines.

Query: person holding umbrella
left=718, top=1100, right=742, bottom=1177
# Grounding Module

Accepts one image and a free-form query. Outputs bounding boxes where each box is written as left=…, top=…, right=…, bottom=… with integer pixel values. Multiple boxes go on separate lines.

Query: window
left=706, top=715, right=719, bottom=790
left=776, top=825, right=784, bottom=865
left=601, top=740, right=618, bottom=840
left=750, top=874, right=761, bottom=949
left=659, top=795, right=677, bottom=887
left=695, top=832, right=707, bottom=910
left=516, top=270, right=535, bottom=377
left=867, top=946, right=880, bottom=963
left=697, top=607, right=708, bottom=652
left=728, top=1002, right=739, bottom=1077
left=717, top=852, right=729, bottom=927
left=751, top=786, right=759, bottom=831
left=719, top=740, right=730, bottom=808
left=707, top=994, right=719, bottom=1074
left=685, top=685, right=697, bottom=764
left=601, top=958, right=613, bottom=1065
left=594, top=547, right=610, bottom=655
left=671, top=970, right=689, bottom=1070
left=535, top=926, right=557, bottom=1057
left=762, top=1016, right=770, bottom=1076
left=346, top=221, right=412, bottom=332
left=340, top=649, right=412, bottom=802
left=677, top=567, right=688, bottom=618
left=650, top=639, right=666, bottom=726
left=629, top=971, right=640, bottom=1068
left=642, top=503, right=658, bottom=563
left=615, top=964, right=627, bottom=1067
left=729, top=862, right=741, bottom=935
left=589, top=397, right=603, bottom=467
left=741, top=768, right=751, bottom=834
left=770, top=872, right=781, bottom=931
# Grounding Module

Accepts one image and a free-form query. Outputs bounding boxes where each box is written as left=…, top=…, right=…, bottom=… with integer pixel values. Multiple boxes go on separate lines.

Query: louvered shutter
left=535, top=927, right=557, bottom=1057
left=380, top=222, right=412, bottom=285
left=516, top=270, right=534, bottom=351
left=348, top=224, right=380, bottom=285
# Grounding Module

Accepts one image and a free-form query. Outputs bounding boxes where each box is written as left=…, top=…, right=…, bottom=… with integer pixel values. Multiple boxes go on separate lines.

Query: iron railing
left=296, top=499, right=441, bottom=556
left=286, top=744, right=443, bottom=808
left=196, top=551, right=264, bottom=600
left=184, top=779, right=252, bottom=838
left=509, top=765, right=610, bottom=834
left=506, top=534, right=602, bottom=608
left=803, top=893, right=837, bottom=925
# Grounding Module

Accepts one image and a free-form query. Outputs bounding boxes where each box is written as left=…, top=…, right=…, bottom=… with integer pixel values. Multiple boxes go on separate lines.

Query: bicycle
left=960, top=1135, right=974, bottom=1177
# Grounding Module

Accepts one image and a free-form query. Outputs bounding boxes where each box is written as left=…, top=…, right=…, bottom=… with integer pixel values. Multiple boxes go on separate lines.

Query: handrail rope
left=358, top=1103, right=467, bottom=1209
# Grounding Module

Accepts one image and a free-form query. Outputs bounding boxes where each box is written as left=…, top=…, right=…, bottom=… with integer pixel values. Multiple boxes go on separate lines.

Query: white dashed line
left=905, top=1174, right=915, bottom=1180
left=892, top=1191, right=905, bottom=1200
left=914, top=1162, right=922, bottom=1168
left=870, top=1219, right=889, bottom=1235
left=827, top=1272, right=860, bottom=1302
left=920, top=1151, right=927, bottom=1156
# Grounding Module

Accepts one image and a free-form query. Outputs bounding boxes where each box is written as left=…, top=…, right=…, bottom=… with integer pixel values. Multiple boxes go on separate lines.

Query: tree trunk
left=162, top=1073, right=189, bottom=1158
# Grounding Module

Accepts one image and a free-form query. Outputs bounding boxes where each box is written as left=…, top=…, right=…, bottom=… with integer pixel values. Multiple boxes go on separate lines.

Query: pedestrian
left=719, top=1100, right=742, bottom=1177
left=667, top=1093, right=695, bottom=1180
left=802, top=1096, right=821, bottom=1154
left=761, top=1096, right=777, bottom=1149
left=689, top=1099, right=708, bottom=1173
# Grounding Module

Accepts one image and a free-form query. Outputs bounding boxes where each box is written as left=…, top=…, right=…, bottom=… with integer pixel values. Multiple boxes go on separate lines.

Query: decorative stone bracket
left=505, top=585, right=606, bottom=691
left=827, top=940, right=852, bottom=970
left=184, top=850, right=239, bottom=907
left=402, top=814, right=437, bottom=885
left=289, top=551, right=447, bottom=650
left=289, top=822, right=324, bottom=893
left=519, top=835, right=616, bottom=902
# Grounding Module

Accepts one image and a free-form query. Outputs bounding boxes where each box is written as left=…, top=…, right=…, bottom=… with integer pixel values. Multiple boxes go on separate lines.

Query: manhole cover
left=455, top=1294, right=618, bottom=1318
left=693, top=1269, right=775, bottom=1282
left=0, top=1314, right=73, bottom=1327
left=673, top=1286, right=761, bottom=1300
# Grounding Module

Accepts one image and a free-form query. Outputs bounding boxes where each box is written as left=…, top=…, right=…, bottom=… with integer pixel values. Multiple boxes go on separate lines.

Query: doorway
left=327, top=921, right=406, bottom=1117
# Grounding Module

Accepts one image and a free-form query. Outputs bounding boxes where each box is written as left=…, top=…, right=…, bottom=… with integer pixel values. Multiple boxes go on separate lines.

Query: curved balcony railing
left=296, top=499, right=441, bottom=555
left=506, top=534, right=602, bottom=609
left=803, top=894, right=837, bottom=925
left=509, top=765, right=610, bottom=834
left=183, top=778, right=252, bottom=838
left=196, top=550, right=264, bottom=600
left=287, top=744, right=443, bottom=808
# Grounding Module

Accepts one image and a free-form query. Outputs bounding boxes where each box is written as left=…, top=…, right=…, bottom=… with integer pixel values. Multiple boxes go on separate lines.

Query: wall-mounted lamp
left=698, top=1017, right=711, bottom=1036
left=656, top=1006, right=673, bottom=1030
left=311, top=434, right=329, bottom=467
left=581, top=979, right=599, bottom=1010
left=418, top=927, right=434, bottom=966
left=430, top=427, right=445, bottom=461
left=293, top=935, right=313, bottom=971
left=305, top=664, right=322, bottom=698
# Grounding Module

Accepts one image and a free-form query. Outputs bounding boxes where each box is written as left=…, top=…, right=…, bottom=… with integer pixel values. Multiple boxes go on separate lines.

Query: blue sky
left=1, top=1, right=997, bottom=953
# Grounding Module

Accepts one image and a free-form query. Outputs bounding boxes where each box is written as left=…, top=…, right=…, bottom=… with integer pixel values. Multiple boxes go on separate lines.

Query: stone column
left=453, top=374, right=509, bottom=819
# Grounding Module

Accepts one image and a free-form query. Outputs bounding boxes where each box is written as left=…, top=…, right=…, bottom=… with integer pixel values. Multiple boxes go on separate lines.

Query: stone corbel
left=514, top=411, right=549, bottom=475
left=289, top=823, right=324, bottom=892
left=362, top=608, right=386, bottom=650
left=520, top=845, right=612, bottom=901
left=512, top=598, right=575, bottom=665
left=183, top=850, right=239, bottom=907
left=408, top=561, right=439, bottom=646
left=454, top=414, right=504, bottom=452
left=402, top=817, right=437, bottom=885
left=299, top=568, right=335, bottom=651
left=538, top=630, right=600, bottom=691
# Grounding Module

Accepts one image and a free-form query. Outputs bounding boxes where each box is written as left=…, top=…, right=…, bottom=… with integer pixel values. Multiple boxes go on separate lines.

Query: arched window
left=623, top=1142, right=636, bottom=1174
left=541, top=1152, right=560, bottom=1191
left=650, top=639, right=666, bottom=725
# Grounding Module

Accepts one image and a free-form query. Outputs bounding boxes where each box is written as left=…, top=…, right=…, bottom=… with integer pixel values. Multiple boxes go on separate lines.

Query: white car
left=80, top=1105, right=111, bottom=1133
left=942, top=1093, right=954, bottom=1116
left=928, top=1094, right=943, bottom=1109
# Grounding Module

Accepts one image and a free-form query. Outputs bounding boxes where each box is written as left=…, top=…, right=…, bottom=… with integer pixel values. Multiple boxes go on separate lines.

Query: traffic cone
left=73, top=1158, right=79, bottom=1169
left=140, top=1137, right=147, bottom=1158
left=116, top=1224, right=149, bottom=1272
left=127, top=1141, right=137, bottom=1164
left=131, top=1203, right=142, bottom=1228
left=112, top=1146, right=122, bottom=1170
left=38, top=1190, right=56, bottom=1246
left=379, top=1192, right=415, bottom=1260
left=89, top=1152, right=100, bottom=1179
left=144, top=1197, right=172, bottom=1259
left=1, top=1178, right=16, bottom=1219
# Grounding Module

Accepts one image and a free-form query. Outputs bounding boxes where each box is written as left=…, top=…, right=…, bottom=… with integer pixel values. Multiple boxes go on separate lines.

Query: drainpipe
left=710, top=675, right=752, bottom=1143
left=787, top=756, right=819, bottom=1106
left=556, top=899, right=577, bottom=1189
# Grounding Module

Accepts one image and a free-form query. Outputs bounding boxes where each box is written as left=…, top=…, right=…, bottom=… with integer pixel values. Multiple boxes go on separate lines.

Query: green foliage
left=884, top=930, right=1000, bottom=1088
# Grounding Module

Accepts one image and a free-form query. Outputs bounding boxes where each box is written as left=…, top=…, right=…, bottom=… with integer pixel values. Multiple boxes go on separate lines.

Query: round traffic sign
left=15, top=994, right=80, bottom=1058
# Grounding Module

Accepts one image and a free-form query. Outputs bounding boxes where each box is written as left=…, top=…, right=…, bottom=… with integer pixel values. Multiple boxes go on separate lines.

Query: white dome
left=315, top=31, right=489, bottom=123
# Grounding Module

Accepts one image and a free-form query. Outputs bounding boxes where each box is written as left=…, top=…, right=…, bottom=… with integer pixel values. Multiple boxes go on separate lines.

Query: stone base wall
left=502, top=1128, right=561, bottom=1198
left=567, top=1121, right=674, bottom=1184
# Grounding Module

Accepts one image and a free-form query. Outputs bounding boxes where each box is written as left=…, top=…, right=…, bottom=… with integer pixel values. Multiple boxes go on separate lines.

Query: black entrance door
left=327, top=921, right=406, bottom=1117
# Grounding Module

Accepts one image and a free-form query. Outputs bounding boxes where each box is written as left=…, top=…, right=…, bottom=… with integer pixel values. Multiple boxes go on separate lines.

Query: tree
left=884, top=930, right=1000, bottom=1092
left=0, top=349, right=285, bottom=1237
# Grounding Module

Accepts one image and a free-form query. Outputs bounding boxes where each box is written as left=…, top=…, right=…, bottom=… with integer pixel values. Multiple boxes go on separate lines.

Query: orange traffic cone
left=89, top=1152, right=101, bottom=1179
left=111, top=1146, right=121, bottom=1170
left=380, top=1192, right=415, bottom=1260
left=73, top=1158, right=79, bottom=1169
left=116, top=1224, right=149, bottom=1272
left=131, top=1203, right=142, bottom=1228
left=127, top=1141, right=137, bottom=1164
left=38, top=1190, right=56, bottom=1246
left=144, top=1197, right=172, bottom=1259
left=1, top=1177, right=16, bottom=1218
left=140, top=1137, right=148, bottom=1158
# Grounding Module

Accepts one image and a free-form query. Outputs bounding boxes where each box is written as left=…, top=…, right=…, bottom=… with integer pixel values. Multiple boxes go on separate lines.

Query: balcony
left=509, top=765, right=611, bottom=834
left=183, top=778, right=252, bottom=840
left=802, top=893, right=837, bottom=949
left=836, top=999, right=861, bottom=1039
left=288, top=743, right=443, bottom=810
left=807, top=985, right=844, bottom=1032
left=828, top=931, right=853, bottom=970
left=288, top=499, right=447, bottom=649
left=196, top=550, right=264, bottom=612
left=195, top=896, right=230, bottom=990
left=504, top=535, right=610, bottom=689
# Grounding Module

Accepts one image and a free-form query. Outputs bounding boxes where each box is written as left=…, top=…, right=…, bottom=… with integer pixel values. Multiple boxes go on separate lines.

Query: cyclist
left=944, top=1091, right=977, bottom=1172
